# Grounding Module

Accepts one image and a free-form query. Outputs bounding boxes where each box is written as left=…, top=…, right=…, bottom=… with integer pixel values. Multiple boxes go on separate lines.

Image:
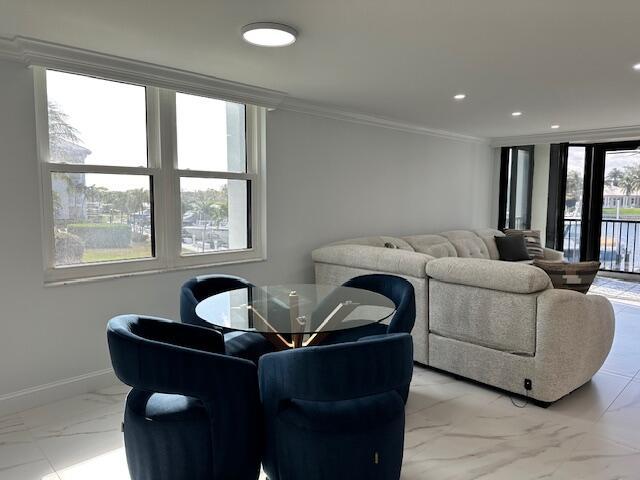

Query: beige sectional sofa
left=312, top=229, right=615, bottom=403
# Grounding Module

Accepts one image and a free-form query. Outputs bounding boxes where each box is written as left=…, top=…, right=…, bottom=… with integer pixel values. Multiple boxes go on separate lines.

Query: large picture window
left=35, top=68, right=266, bottom=283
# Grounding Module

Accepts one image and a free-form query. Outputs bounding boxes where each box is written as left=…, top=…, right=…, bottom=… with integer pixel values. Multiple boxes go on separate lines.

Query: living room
left=0, top=1, right=639, bottom=479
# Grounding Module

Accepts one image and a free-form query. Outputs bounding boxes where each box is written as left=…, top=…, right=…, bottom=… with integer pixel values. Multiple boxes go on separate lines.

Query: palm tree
left=125, top=188, right=147, bottom=233
left=190, top=191, right=218, bottom=252
left=211, top=202, right=228, bottom=228
left=565, top=170, right=583, bottom=208
left=605, top=168, right=624, bottom=188
left=48, top=102, right=83, bottom=162
left=110, top=191, right=129, bottom=224
left=191, top=191, right=216, bottom=224
left=620, top=165, right=640, bottom=196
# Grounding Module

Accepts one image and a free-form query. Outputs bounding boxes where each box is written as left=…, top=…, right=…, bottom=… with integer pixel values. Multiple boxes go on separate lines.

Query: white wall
left=531, top=144, right=551, bottom=244
left=0, top=59, right=495, bottom=407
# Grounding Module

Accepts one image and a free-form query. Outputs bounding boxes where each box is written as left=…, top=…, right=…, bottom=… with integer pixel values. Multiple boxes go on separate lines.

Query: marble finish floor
left=2, top=298, right=640, bottom=479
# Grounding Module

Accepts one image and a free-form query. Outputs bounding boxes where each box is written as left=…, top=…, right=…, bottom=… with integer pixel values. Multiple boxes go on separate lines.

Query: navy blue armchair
left=180, top=274, right=274, bottom=363
left=107, top=315, right=261, bottom=480
left=317, top=274, right=416, bottom=345
left=259, top=333, right=413, bottom=480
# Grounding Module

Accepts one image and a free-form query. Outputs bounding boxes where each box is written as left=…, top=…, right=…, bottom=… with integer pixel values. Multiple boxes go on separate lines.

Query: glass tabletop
left=195, top=283, right=396, bottom=336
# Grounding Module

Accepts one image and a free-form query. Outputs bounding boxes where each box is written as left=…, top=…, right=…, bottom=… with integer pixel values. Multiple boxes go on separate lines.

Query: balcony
left=564, top=218, right=640, bottom=273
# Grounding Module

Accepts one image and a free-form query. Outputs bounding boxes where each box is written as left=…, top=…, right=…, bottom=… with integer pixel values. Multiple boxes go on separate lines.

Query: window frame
left=33, top=67, right=266, bottom=285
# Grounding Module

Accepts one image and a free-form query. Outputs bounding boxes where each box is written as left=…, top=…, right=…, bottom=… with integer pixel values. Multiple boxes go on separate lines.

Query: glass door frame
left=549, top=140, right=640, bottom=270
left=585, top=141, right=640, bottom=268
left=498, top=145, right=535, bottom=230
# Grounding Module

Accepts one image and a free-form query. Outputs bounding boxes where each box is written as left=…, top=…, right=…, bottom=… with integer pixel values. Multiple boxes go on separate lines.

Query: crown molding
left=0, top=35, right=488, bottom=143
left=490, top=125, right=640, bottom=147
left=0, top=36, right=287, bottom=108
left=279, top=98, right=487, bottom=143
left=0, top=37, right=21, bottom=62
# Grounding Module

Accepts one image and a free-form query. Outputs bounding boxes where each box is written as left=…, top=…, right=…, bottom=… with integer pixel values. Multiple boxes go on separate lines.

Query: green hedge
left=67, top=223, right=132, bottom=248
left=55, top=230, right=85, bottom=265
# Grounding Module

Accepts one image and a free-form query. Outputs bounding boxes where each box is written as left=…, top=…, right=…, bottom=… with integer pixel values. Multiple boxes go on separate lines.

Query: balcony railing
left=564, top=218, right=640, bottom=273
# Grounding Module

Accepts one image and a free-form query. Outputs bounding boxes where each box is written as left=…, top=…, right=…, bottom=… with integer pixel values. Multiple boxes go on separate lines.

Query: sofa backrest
left=327, top=228, right=505, bottom=260
left=439, top=230, right=491, bottom=259
left=402, top=234, right=457, bottom=258
left=330, top=236, right=415, bottom=251
left=472, top=228, right=504, bottom=260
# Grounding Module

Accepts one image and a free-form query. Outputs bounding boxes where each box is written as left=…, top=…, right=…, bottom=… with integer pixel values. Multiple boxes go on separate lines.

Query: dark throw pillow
left=495, top=235, right=530, bottom=261
left=504, top=229, right=544, bottom=259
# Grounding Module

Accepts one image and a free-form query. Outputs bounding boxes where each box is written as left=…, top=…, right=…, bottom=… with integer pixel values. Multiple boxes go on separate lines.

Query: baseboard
left=0, top=368, right=118, bottom=417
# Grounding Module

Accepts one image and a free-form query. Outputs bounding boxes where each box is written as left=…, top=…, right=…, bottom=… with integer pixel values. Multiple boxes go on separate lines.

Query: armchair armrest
left=542, top=247, right=564, bottom=261
left=312, top=245, right=434, bottom=278
left=107, top=315, right=258, bottom=402
left=534, top=290, right=615, bottom=401
left=426, top=257, right=551, bottom=293
left=259, top=333, right=413, bottom=405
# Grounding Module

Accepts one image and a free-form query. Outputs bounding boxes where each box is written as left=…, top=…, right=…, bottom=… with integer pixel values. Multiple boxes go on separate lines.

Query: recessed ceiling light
left=551, top=124, right=560, bottom=129
left=633, top=63, right=640, bottom=71
left=241, top=22, right=297, bottom=47
left=511, top=111, right=522, bottom=117
left=453, top=94, right=467, bottom=100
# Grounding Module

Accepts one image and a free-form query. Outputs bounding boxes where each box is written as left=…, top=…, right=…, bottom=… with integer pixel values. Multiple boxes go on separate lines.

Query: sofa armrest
left=542, top=247, right=564, bottom=261
left=426, top=257, right=551, bottom=294
left=534, top=290, right=615, bottom=401
left=312, top=245, right=434, bottom=278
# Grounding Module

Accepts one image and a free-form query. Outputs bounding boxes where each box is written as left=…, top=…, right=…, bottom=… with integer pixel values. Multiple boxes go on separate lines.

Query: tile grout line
left=592, top=375, right=635, bottom=424
left=588, top=376, right=640, bottom=452
left=18, top=412, right=62, bottom=480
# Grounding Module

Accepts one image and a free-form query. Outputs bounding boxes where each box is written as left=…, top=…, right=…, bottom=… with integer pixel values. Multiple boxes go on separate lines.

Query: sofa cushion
left=331, top=236, right=414, bottom=252
left=429, top=280, right=537, bottom=356
left=402, top=234, right=457, bottom=258
left=426, top=257, right=551, bottom=294
left=473, top=229, right=504, bottom=260
left=440, top=230, right=490, bottom=259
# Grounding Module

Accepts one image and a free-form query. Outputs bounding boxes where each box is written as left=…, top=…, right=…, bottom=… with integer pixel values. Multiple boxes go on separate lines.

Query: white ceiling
left=2, top=0, right=640, bottom=139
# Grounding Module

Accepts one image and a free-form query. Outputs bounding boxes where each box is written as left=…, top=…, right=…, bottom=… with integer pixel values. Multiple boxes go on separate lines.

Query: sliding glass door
left=551, top=141, right=640, bottom=273
left=562, top=146, right=587, bottom=262
left=595, top=142, right=640, bottom=273
left=498, top=145, right=535, bottom=230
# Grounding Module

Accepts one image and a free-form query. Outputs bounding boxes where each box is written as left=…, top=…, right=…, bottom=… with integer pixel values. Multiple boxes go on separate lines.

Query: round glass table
left=195, top=284, right=396, bottom=349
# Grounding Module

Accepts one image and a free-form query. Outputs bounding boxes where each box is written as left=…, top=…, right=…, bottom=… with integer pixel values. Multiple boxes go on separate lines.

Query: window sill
left=43, top=255, right=267, bottom=287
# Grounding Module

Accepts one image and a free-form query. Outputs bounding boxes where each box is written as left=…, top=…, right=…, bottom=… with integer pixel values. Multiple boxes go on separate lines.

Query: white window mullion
left=247, top=105, right=267, bottom=257
left=33, top=66, right=57, bottom=272
left=145, top=87, right=168, bottom=268
left=42, top=163, right=156, bottom=176
left=174, top=170, right=255, bottom=181
left=158, top=88, right=181, bottom=268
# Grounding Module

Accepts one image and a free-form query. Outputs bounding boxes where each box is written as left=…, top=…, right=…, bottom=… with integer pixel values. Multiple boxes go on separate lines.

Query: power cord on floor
left=510, top=378, right=532, bottom=408
left=509, top=392, right=528, bottom=408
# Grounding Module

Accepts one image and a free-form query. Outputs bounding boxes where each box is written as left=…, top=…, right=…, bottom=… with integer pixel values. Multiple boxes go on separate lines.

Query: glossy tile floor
left=2, top=283, right=640, bottom=479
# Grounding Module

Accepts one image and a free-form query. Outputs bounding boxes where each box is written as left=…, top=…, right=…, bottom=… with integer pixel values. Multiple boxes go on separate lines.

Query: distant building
left=51, top=140, right=91, bottom=221
left=602, top=185, right=640, bottom=209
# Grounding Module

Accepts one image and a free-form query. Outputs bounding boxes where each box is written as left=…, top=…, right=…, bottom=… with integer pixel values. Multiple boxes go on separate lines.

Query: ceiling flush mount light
left=511, top=111, right=523, bottom=117
left=241, top=22, right=297, bottom=47
left=453, top=93, right=467, bottom=100
left=551, top=124, right=560, bottom=129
